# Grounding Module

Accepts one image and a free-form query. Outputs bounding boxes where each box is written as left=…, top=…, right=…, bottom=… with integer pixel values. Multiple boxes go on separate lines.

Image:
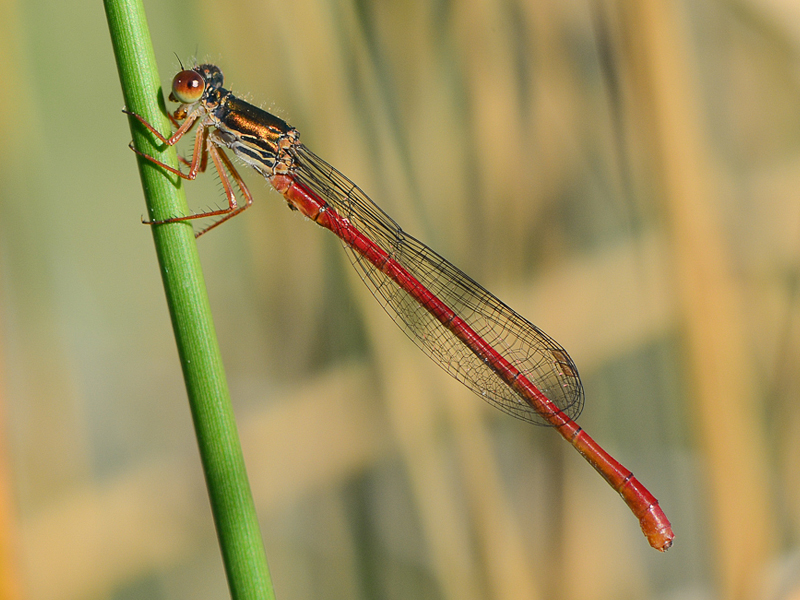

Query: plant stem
left=104, top=1, right=275, bottom=598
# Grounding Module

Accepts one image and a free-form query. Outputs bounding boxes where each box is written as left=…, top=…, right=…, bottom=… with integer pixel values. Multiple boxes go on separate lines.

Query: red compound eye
left=171, top=70, right=205, bottom=104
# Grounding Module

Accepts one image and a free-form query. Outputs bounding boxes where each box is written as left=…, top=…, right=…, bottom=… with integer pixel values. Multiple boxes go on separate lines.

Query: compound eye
left=171, top=70, right=205, bottom=104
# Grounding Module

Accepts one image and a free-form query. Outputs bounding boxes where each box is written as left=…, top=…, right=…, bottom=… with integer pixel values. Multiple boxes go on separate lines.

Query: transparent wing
left=290, top=144, right=584, bottom=425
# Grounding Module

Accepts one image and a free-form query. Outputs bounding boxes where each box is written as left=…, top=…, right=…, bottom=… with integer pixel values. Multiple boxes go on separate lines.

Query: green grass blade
left=104, top=1, right=275, bottom=598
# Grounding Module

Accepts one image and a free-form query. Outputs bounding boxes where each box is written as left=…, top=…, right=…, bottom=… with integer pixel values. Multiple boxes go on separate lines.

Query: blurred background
left=0, top=0, right=798, bottom=598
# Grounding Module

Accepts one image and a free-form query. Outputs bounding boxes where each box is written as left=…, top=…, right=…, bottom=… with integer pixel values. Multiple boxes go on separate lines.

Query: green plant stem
left=104, top=1, right=275, bottom=598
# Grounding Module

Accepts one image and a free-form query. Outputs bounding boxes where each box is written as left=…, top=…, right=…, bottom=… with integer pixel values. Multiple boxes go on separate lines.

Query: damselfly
left=126, top=63, right=674, bottom=551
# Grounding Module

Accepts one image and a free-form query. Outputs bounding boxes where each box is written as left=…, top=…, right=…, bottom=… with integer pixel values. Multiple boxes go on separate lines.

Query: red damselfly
left=126, top=64, right=674, bottom=551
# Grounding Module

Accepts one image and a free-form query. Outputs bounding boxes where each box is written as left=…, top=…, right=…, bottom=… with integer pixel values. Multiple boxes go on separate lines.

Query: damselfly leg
left=125, top=109, right=253, bottom=236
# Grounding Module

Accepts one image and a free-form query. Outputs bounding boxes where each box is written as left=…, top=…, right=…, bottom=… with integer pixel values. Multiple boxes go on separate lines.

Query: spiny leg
left=124, top=108, right=199, bottom=147
left=125, top=109, right=252, bottom=237
left=127, top=118, right=209, bottom=182
left=144, top=138, right=253, bottom=237
left=192, top=139, right=254, bottom=237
